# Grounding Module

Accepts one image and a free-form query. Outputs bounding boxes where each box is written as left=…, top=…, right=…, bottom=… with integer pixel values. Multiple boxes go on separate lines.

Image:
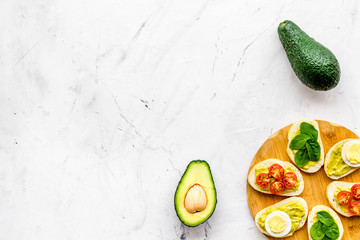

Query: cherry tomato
left=348, top=201, right=360, bottom=216
left=283, top=172, right=297, bottom=189
left=269, top=164, right=285, bottom=180
left=256, top=173, right=270, bottom=188
left=351, top=184, right=360, bottom=200
left=270, top=181, right=285, bottom=195
left=337, top=191, right=352, bottom=206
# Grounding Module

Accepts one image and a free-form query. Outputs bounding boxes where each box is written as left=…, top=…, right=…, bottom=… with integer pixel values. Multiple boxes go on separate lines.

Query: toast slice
left=287, top=118, right=324, bottom=173
left=326, top=181, right=358, bottom=217
left=307, top=205, right=343, bottom=240
left=255, top=197, right=308, bottom=238
left=247, top=159, right=304, bottom=196
left=324, top=139, right=359, bottom=179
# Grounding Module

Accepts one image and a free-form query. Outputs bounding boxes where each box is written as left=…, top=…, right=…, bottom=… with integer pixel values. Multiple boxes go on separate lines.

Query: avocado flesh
left=278, top=20, right=340, bottom=91
left=174, top=160, right=217, bottom=227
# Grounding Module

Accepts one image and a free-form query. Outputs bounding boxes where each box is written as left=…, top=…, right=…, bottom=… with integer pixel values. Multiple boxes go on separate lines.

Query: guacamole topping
left=327, top=143, right=353, bottom=176
left=258, top=200, right=305, bottom=233
left=334, top=186, right=351, bottom=213
left=255, top=166, right=300, bottom=193
left=302, top=158, right=317, bottom=169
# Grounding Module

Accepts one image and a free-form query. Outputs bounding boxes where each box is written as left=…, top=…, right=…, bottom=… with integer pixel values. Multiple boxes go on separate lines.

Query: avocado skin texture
left=174, top=160, right=217, bottom=227
left=278, top=20, right=340, bottom=91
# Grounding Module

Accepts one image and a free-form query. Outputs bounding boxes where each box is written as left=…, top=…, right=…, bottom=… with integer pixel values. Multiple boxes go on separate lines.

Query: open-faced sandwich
left=287, top=119, right=324, bottom=173
left=255, top=197, right=308, bottom=238
left=325, top=139, right=360, bottom=179
left=247, top=159, right=304, bottom=196
left=308, top=205, right=343, bottom=240
left=327, top=181, right=360, bottom=217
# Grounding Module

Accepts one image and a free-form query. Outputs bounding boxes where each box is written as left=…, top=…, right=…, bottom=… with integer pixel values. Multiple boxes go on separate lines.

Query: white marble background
left=1, top=0, right=360, bottom=239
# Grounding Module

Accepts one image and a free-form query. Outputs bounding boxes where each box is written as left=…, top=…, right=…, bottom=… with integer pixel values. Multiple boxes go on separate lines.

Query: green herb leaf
left=317, top=211, right=335, bottom=226
left=300, top=122, right=318, bottom=140
left=306, top=139, right=321, bottom=162
left=310, top=221, right=325, bottom=240
left=295, top=149, right=310, bottom=167
left=322, top=223, right=339, bottom=239
left=289, top=134, right=311, bottom=150
left=322, top=235, right=331, bottom=240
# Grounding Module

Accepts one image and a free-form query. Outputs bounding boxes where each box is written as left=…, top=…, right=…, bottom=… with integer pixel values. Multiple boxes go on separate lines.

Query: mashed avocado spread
left=327, top=143, right=353, bottom=176
left=302, top=158, right=317, bottom=169
left=334, top=186, right=351, bottom=213
left=255, top=166, right=300, bottom=193
left=258, top=200, right=305, bottom=233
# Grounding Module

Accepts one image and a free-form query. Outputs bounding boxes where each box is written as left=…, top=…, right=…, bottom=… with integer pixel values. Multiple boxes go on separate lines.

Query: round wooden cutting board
left=247, top=120, right=360, bottom=240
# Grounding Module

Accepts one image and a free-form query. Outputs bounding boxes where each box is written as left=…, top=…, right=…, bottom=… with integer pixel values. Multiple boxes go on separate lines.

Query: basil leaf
left=310, top=221, right=325, bottom=240
left=289, top=134, right=311, bottom=150
left=322, top=222, right=339, bottom=239
left=306, top=139, right=321, bottom=162
left=317, top=211, right=335, bottom=226
left=295, top=149, right=310, bottom=167
left=322, top=236, right=331, bottom=240
left=300, top=122, right=318, bottom=140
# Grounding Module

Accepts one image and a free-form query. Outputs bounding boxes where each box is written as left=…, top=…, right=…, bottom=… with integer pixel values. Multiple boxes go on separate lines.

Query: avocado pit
left=184, top=184, right=207, bottom=213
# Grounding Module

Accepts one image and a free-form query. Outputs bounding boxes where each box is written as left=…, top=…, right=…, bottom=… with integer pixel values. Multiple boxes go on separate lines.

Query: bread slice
left=326, top=181, right=358, bottom=217
left=255, top=197, right=308, bottom=238
left=324, top=139, right=360, bottom=179
left=307, top=205, right=344, bottom=240
left=286, top=118, right=325, bottom=173
left=247, top=158, right=304, bottom=196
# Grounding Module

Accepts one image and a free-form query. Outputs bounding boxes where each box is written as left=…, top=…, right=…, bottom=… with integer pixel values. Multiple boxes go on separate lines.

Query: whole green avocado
left=278, top=20, right=340, bottom=91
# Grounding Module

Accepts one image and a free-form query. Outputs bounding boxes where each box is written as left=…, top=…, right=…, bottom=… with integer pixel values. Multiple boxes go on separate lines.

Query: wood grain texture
left=247, top=120, right=360, bottom=240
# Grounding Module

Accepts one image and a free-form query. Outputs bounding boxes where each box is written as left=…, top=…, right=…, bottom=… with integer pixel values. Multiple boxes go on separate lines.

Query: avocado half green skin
left=174, top=160, right=217, bottom=227
left=278, top=20, right=340, bottom=91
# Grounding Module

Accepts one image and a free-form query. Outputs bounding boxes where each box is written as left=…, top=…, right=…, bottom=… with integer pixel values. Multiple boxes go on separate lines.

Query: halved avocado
left=174, top=160, right=217, bottom=227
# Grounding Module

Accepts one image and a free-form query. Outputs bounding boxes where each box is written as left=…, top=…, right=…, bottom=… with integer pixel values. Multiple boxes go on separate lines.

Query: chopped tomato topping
left=337, top=191, right=352, bottom=206
left=351, top=184, right=360, bottom=200
left=270, top=181, right=285, bottom=195
left=283, top=172, right=297, bottom=189
left=256, top=173, right=270, bottom=188
left=269, top=164, right=285, bottom=180
left=348, top=201, right=360, bottom=216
